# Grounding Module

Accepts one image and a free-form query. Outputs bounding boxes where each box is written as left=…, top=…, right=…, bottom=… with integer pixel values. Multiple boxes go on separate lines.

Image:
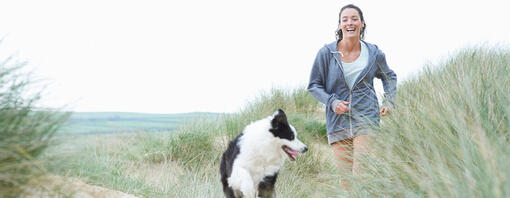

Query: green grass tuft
left=350, top=45, right=510, bottom=198
left=0, top=52, right=69, bottom=197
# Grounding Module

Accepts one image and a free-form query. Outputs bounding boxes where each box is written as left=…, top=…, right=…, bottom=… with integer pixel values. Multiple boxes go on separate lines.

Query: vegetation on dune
left=0, top=52, right=69, bottom=197
left=350, top=46, right=510, bottom=197
left=43, top=86, right=338, bottom=197
left=40, top=45, right=510, bottom=197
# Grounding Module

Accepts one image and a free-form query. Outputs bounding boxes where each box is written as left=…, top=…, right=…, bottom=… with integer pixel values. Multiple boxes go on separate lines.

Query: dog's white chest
left=253, top=155, right=283, bottom=171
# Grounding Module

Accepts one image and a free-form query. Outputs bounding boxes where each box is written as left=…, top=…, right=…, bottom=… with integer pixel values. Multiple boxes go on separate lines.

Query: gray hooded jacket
left=307, top=40, right=397, bottom=141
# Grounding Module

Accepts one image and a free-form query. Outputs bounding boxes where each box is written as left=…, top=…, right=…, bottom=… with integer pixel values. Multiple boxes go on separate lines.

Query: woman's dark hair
left=335, top=4, right=366, bottom=40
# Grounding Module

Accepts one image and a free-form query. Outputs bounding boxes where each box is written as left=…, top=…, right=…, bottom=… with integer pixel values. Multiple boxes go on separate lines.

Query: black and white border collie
left=220, top=109, right=308, bottom=198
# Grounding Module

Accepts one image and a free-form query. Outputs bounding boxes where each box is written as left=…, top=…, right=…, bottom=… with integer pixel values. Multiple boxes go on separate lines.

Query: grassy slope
left=349, top=46, right=510, bottom=197
left=43, top=46, right=509, bottom=197
left=43, top=88, right=341, bottom=197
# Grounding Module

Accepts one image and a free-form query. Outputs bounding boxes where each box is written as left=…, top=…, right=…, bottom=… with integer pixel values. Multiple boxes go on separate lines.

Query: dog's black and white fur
left=220, top=109, right=308, bottom=198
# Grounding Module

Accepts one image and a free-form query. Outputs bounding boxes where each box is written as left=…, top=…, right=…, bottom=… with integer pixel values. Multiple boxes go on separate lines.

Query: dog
left=220, top=109, right=308, bottom=198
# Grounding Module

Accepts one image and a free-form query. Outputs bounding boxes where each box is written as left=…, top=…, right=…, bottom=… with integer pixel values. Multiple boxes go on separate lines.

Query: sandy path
left=22, top=175, right=140, bottom=198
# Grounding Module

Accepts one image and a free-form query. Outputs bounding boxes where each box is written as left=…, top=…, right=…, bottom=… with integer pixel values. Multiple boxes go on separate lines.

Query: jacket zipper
left=332, top=53, right=354, bottom=137
left=333, top=52, right=375, bottom=137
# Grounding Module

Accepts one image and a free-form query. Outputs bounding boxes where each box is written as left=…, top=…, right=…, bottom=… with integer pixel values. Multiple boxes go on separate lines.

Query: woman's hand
left=335, top=101, right=350, bottom=114
left=379, top=107, right=390, bottom=116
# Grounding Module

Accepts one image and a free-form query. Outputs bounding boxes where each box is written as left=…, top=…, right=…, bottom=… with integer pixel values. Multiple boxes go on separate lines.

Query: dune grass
left=349, top=46, right=510, bottom=198
left=0, top=55, right=69, bottom=197
left=39, top=45, right=510, bottom=197
left=43, top=87, right=340, bottom=197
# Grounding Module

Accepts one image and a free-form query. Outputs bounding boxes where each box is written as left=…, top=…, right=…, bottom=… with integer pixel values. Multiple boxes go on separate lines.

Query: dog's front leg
left=229, top=168, right=256, bottom=198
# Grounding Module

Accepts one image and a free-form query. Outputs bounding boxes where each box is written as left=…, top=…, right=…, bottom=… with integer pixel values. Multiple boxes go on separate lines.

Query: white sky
left=1, top=0, right=509, bottom=114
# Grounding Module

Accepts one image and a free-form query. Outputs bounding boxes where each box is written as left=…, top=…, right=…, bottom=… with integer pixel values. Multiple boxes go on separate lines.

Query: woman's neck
left=338, top=37, right=360, bottom=52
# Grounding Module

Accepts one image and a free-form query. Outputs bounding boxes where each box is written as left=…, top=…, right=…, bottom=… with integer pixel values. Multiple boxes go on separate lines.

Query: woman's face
left=340, top=8, right=364, bottom=39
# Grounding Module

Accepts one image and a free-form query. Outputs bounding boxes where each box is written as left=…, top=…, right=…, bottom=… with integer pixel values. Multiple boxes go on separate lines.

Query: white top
left=341, top=41, right=369, bottom=89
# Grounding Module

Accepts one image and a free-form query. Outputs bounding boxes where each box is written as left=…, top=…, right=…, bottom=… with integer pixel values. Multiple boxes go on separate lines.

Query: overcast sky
left=1, top=0, right=509, bottom=114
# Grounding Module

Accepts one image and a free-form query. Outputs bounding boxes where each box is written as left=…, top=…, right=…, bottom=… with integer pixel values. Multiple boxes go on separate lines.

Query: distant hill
left=59, top=112, right=220, bottom=135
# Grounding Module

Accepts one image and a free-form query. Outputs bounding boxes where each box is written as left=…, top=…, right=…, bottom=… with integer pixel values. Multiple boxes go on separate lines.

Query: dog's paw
left=240, top=183, right=256, bottom=198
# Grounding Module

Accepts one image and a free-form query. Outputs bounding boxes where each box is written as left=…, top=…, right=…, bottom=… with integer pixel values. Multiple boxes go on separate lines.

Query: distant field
left=59, top=112, right=220, bottom=134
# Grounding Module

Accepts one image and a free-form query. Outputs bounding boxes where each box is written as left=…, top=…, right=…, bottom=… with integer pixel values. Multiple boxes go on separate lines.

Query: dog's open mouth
left=282, top=145, right=299, bottom=161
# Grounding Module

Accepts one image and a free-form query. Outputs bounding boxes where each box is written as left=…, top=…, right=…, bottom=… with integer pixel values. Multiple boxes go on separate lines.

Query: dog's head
left=269, top=109, right=308, bottom=161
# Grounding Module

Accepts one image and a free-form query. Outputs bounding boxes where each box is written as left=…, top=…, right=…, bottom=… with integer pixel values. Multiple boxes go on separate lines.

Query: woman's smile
left=340, top=8, right=364, bottom=38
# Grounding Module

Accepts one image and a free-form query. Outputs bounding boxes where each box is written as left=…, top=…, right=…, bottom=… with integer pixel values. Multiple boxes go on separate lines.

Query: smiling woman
left=336, top=4, right=366, bottom=43
left=307, top=3, right=398, bottom=191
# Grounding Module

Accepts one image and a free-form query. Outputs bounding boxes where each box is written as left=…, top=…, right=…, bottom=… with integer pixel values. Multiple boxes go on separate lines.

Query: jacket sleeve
left=375, top=52, right=397, bottom=107
left=307, top=48, right=339, bottom=112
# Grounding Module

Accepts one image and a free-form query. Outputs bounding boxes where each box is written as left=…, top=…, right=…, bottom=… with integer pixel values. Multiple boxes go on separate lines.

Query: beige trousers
left=330, top=134, right=373, bottom=189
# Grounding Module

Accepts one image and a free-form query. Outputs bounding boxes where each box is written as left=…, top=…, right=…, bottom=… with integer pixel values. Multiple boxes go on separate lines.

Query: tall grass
left=41, top=46, right=510, bottom=197
left=350, top=46, right=510, bottom=197
left=43, top=86, right=337, bottom=197
left=156, top=87, right=336, bottom=197
left=0, top=54, right=69, bottom=196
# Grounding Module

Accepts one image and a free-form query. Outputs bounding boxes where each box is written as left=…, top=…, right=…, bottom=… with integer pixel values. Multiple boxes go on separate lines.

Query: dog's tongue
left=285, top=148, right=299, bottom=157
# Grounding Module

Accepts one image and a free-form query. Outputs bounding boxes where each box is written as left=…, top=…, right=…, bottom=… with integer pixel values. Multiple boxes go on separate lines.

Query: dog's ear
left=272, top=109, right=288, bottom=127
left=270, top=109, right=294, bottom=140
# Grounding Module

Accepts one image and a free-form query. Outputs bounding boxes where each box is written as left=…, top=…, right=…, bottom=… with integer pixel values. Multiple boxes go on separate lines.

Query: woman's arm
left=307, top=48, right=339, bottom=112
left=375, top=52, right=397, bottom=108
